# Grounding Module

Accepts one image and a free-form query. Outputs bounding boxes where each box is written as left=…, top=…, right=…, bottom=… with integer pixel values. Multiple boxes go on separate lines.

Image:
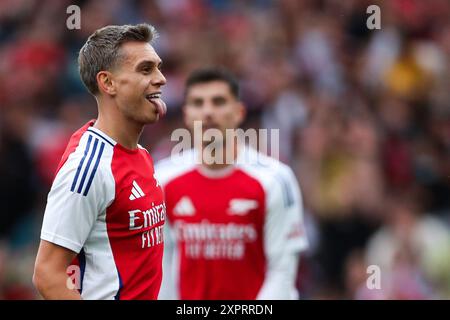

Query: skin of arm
left=33, top=240, right=82, bottom=300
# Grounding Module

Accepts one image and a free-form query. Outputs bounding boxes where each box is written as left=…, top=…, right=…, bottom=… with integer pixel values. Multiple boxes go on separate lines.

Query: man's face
left=183, top=81, right=245, bottom=140
left=109, top=41, right=166, bottom=124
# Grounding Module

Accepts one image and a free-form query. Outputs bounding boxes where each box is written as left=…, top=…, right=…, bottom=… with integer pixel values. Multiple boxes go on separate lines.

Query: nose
left=152, top=68, right=166, bottom=87
left=201, top=102, right=215, bottom=122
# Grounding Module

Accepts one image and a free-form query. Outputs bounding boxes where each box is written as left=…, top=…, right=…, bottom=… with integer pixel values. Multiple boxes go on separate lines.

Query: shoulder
left=154, top=149, right=197, bottom=186
left=237, top=147, right=297, bottom=187
left=55, top=129, right=115, bottom=196
left=237, top=147, right=300, bottom=206
left=137, top=144, right=150, bottom=155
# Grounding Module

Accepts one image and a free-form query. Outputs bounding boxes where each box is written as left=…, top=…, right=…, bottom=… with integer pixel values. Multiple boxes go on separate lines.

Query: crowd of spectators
left=0, top=0, right=449, bottom=299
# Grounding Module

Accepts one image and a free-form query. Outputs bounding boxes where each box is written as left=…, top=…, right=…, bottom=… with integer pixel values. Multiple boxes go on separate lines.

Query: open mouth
left=145, top=92, right=167, bottom=117
left=146, top=93, right=161, bottom=100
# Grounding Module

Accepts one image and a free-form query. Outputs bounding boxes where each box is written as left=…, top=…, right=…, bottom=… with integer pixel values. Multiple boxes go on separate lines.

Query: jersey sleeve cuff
left=41, top=231, right=82, bottom=253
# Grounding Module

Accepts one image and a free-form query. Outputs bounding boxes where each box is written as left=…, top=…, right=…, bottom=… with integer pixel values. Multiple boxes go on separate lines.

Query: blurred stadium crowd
left=1, top=0, right=450, bottom=299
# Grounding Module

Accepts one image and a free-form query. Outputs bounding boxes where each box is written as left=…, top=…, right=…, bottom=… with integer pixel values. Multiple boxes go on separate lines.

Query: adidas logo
left=173, top=196, right=195, bottom=216
left=227, top=199, right=258, bottom=216
left=129, top=180, right=145, bottom=200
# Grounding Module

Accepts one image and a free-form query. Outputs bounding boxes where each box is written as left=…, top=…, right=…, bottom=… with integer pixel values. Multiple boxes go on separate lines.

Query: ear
left=96, top=71, right=116, bottom=96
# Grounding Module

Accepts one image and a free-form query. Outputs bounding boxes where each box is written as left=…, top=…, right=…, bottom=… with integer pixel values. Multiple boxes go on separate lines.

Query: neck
left=94, top=100, right=143, bottom=150
left=199, top=137, right=239, bottom=171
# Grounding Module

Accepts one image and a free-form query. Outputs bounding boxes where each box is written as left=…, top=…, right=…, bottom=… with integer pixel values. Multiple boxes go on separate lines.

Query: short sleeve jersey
left=40, top=120, right=166, bottom=300
left=155, top=147, right=308, bottom=299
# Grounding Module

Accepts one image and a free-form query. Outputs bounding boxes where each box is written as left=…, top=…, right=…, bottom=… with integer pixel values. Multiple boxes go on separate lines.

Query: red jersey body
left=41, top=120, right=165, bottom=299
left=156, top=148, right=308, bottom=300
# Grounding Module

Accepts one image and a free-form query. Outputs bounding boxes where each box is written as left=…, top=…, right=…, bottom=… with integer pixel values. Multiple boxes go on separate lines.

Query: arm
left=34, top=138, right=113, bottom=299
left=33, top=240, right=81, bottom=300
left=256, top=250, right=300, bottom=300
left=257, top=167, right=308, bottom=300
left=158, top=219, right=179, bottom=300
left=154, top=159, right=188, bottom=300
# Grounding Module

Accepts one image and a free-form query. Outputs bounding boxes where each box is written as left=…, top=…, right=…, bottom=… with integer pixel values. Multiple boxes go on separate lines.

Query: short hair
left=185, top=67, right=240, bottom=99
left=78, top=23, right=158, bottom=95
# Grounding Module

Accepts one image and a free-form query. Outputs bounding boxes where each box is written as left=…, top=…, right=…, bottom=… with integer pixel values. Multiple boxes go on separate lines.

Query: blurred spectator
left=365, top=193, right=450, bottom=298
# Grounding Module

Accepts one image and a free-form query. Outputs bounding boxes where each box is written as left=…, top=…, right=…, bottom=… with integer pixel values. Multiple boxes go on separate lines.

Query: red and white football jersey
left=40, top=120, right=165, bottom=300
left=156, top=147, right=308, bottom=300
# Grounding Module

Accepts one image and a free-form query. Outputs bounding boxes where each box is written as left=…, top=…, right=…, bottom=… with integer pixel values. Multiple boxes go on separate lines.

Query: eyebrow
left=187, top=95, right=229, bottom=103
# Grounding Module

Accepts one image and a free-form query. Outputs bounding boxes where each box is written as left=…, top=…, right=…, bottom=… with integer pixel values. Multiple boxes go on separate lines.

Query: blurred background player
left=156, top=68, right=308, bottom=300
left=33, top=23, right=167, bottom=299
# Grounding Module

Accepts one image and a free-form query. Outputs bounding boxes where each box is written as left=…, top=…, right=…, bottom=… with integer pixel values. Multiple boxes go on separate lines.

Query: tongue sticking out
left=149, top=98, right=167, bottom=117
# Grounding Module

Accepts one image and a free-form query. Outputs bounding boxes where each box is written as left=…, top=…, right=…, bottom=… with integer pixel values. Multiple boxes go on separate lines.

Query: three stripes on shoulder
left=71, top=135, right=106, bottom=196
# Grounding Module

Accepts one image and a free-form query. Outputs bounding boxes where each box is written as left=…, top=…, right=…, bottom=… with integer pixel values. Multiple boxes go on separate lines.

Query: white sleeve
left=256, top=167, right=308, bottom=300
left=257, top=252, right=300, bottom=300
left=158, top=219, right=179, bottom=300
left=155, top=158, right=190, bottom=300
left=40, top=147, right=113, bottom=254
